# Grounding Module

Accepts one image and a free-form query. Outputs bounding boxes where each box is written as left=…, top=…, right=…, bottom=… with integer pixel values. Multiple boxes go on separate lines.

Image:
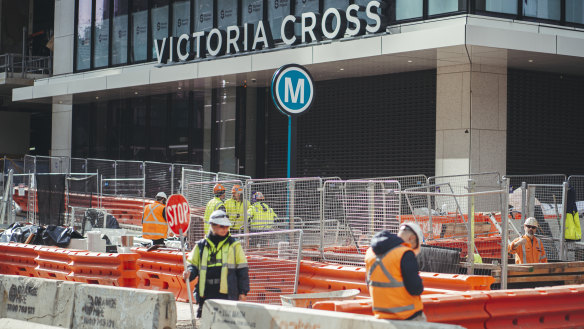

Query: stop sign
left=166, top=194, right=191, bottom=235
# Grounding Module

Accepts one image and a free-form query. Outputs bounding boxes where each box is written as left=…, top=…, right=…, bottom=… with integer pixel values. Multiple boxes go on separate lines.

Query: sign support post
left=271, top=64, right=314, bottom=179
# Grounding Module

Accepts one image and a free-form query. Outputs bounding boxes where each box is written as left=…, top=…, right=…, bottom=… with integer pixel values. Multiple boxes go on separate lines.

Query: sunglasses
left=525, top=225, right=537, bottom=229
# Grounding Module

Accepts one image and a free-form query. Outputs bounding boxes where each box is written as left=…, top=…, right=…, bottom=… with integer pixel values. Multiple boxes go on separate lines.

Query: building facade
left=12, top=0, right=584, bottom=178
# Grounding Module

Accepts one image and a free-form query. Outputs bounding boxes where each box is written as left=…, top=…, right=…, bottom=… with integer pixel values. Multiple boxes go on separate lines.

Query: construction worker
left=365, top=222, right=425, bottom=321
left=224, top=185, right=250, bottom=233
left=142, top=192, right=168, bottom=246
left=183, top=210, right=250, bottom=318
left=247, top=191, right=277, bottom=231
left=203, top=184, right=227, bottom=234
left=508, top=217, right=547, bottom=264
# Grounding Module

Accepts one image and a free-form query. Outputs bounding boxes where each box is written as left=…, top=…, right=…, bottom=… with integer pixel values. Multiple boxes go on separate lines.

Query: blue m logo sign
left=284, top=77, right=305, bottom=104
left=272, top=65, right=314, bottom=115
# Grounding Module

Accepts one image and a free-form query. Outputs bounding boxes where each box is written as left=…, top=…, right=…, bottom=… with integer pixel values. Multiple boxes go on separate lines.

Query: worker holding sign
left=183, top=210, right=250, bottom=318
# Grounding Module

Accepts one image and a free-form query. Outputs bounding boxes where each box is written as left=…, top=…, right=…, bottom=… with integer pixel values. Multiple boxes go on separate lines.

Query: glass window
left=294, top=0, right=319, bottom=36
left=242, top=0, right=263, bottom=25
left=151, top=0, right=169, bottom=57
left=191, top=92, right=205, bottom=166
left=428, top=0, right=460, bottom=16
left=76, top=0, right=92, bottom=70
left=523, top=0, right=561, bottom=20
left=567, top=0, right=584, bottom=24
left=170, top=92, right=190, bottom=163
left=173, top=0, right=191, bottom=36
left=94, top=0, right=110, bottom=68
left=150, top=95, right=169, bottom=161
left=72, top=104, right=91, bottom=157
left=481, top=0, right=517, bottom=14
left=195, top=0, right=214, bottom=32
left=216, top=87, right=237, bottom=173
left=354, top=0, right=380, bottom=27
left=267, top=0, right=291, bottom=40
left=396, top=0, right=423, bottom=20
left=112, top=0, right=128, bottom=65
left=125, top=98, right=147, bottom=160
left=131, top=0, right=148, bottom=62
left=218, top=0, right=238, bottom=29
left=323, top=0, right=349, bottom=33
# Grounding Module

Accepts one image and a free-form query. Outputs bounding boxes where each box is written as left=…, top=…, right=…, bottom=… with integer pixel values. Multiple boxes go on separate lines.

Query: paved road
left=176, top=301, right=200, bottom=329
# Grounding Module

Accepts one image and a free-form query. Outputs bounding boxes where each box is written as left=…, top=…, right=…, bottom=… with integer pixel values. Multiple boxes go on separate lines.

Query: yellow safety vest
left=247, top=202, right=277, bottom=229
left=224, top=199, right=250, bottom=230
left=142, top=201, right=167, bottom=239
left=565, top=211, right=582, bottom=241
left=203, top=197, right=225, bottom=233
left=186, top=236, right=248, bottom=297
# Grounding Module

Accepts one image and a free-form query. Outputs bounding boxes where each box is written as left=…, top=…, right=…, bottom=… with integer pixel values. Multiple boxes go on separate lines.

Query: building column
left=435, top=63, right=507, bottom=177
left=50, top=0, right=75, bottom=158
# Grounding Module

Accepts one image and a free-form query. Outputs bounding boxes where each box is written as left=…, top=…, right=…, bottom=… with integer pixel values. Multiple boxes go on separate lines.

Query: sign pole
left=287, top=115, right=297, bottom=178
left=179, top=227, right=196, bottom=328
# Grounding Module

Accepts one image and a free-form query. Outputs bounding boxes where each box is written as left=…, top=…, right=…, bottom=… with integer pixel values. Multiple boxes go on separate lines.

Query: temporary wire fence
left=320, top=180, right=401, bottom=266
left=242, top=178, right=322, bottom=246
left=232, top=229, right=303, bottom=305
left=504, top=174, right=567, bottom=193
left=401, top=186, right=510, bottom=288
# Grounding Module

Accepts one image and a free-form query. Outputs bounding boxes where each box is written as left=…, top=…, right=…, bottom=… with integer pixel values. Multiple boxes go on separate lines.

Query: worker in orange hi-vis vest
left=142, top=192, right=168, bottom=246
left=508, top=217, right=548, bottom=264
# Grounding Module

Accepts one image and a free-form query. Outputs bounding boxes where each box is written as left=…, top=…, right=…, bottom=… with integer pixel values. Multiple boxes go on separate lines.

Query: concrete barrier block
left=0, top=318, right=65, bottom=329
left=0, top=274, right=77, bottom=327
left=72, top=284, right=177, bottom=329
left=201, top=300, right=465, bottom=329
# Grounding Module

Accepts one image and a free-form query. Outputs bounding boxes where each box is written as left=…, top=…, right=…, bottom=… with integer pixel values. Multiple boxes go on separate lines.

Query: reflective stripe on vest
left=142, top=203, right=167, bottom=239
left=249, top=203, right=276, bottom=229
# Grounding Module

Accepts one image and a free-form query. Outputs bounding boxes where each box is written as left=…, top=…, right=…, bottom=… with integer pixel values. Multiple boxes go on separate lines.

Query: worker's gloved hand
left=516, top=237, right=527, bottom=247
left=238, top=294, right=247, bottom=301
left=183, top=270, right=190, bottom=281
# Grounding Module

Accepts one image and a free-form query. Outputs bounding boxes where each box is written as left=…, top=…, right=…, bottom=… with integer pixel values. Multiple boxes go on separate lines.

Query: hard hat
left=400, top=222, right=424, bottom=252
left=524, top=217, right=539, bottom=227
left=208, top=210, right=232, bottom=227
left=251, top=191, right=264, bottom=203
left=156, top=192, right=167, bottom=199
left=213, top=184, right=225, bottom=195
left=232, top=184, right=242, bottom=195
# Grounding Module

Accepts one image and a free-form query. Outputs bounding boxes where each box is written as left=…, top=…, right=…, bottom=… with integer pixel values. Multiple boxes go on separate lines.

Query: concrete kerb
left=0, top=274, right=77, bottom=327
left=0, top=274, right=178, bottom=329
left=200, top=299, right=465, bottom=329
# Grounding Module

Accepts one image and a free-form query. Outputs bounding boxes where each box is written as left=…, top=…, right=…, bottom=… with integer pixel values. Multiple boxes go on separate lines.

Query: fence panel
left=145, top=161, right=173, bottom=199
left=86, top=158, right=116, bottom=179
left=66, top=173, right=99, bottom=217
left=526, top=183, right=567, bottom=261
left=567, top=176, right=584, bottom=256
left=232, top=229, right=303, bottom=305
left=321, top=180, right=400, bottom=265
left=172, top=164, right=203, bottom=194
left=101, top=177, right=145, bottom=198
left=243, top=178, right=322, bottom=246
left=115, top=160, right=144, bottom=179
left=505, top=174, right=567, bottom=193
left=184, top=179, right=243, bottom=244
left=24, top=155, right=69, bottom=174
left=70, top=158, right=88, bottom=174
left=217, top=172, right=251, bottom=183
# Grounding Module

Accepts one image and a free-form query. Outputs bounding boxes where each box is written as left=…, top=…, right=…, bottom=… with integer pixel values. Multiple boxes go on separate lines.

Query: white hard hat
left=524, top=217, right=538, bottom=227
left=209, top=210, right=232, bottom=227
left=156, top=192, right=167, bottom=199
left=400, top=222, right=424, bottom=253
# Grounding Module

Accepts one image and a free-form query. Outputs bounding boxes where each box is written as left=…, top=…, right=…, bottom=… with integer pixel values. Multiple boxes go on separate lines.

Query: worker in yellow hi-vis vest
left=247, top=191, right=277, bottom=231
left=203, top=184, right=226, bottom=234
left=224, top=185, right=250, bottom=233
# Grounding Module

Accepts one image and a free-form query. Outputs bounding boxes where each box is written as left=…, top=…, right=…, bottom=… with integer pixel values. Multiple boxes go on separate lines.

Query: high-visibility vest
left=565, top=211, right=582, bottom=241
left=203, top=197, right=225, bottom=233
left=142, top=201, right=167, bottom=240
left=364, top=243, right=424, bottom=320
left=186, top=236, right=248, bottom=297
left=508, top=235, right=547, bottom=264
left=247, top=202, right=277, bottom=229
left=224, top=199, right=250, bottom=230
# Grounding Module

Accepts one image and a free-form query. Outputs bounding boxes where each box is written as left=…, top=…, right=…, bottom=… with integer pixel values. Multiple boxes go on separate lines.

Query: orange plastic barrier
left=68, top=251, right=139, bottom=287
left=0, top=243, right=39, bottom=277
left=421, top=272, right=494, bottom=291
left=133, top=247, right=195, bottom=302
left=484, top=285, right=584, bottom=328
left=35, top=246, right=72, bottom=281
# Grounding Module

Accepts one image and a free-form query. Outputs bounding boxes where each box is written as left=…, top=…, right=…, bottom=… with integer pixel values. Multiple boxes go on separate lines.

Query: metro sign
left=271, top=64, right=314, bottom=116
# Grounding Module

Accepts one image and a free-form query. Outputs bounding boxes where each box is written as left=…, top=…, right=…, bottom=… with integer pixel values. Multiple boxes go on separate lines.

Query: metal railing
left=0, top=53, right=52, bottom=78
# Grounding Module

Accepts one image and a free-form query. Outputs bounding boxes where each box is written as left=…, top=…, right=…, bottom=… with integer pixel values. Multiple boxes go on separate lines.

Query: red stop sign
left=166, top=194, right=191, bottom=235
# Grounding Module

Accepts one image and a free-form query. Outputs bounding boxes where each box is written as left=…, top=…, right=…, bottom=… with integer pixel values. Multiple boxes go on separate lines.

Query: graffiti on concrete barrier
left=8, top=283, right=38, bottom=304
left=80, top=295, right=118, bottom=328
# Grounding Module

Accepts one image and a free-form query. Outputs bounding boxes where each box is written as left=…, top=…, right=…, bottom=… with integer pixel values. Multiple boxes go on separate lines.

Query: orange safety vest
left=508, top=235, right=547, bottom=264
left=364, top=243, right=424, bottom=320
left=142, top=201, right=167, bottom=240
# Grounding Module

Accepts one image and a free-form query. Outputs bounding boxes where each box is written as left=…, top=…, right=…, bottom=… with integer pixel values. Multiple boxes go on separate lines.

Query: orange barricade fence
left=298, top=260, right=493, bottom=296
left=0, top=243, right=39, bottom=277
left=484, top=285, right=584, bottom=329
left=35, top=246, right=73, bottom=281
left=68, top=251, right=139, bottom=287
left=133, top=247, right=195, bottom=302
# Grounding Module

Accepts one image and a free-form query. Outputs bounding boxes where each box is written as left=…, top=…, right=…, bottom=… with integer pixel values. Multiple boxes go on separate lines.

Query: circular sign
left=271, top=64, right=314, bottom=116
left=166, top=194, right=191, bottom=235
